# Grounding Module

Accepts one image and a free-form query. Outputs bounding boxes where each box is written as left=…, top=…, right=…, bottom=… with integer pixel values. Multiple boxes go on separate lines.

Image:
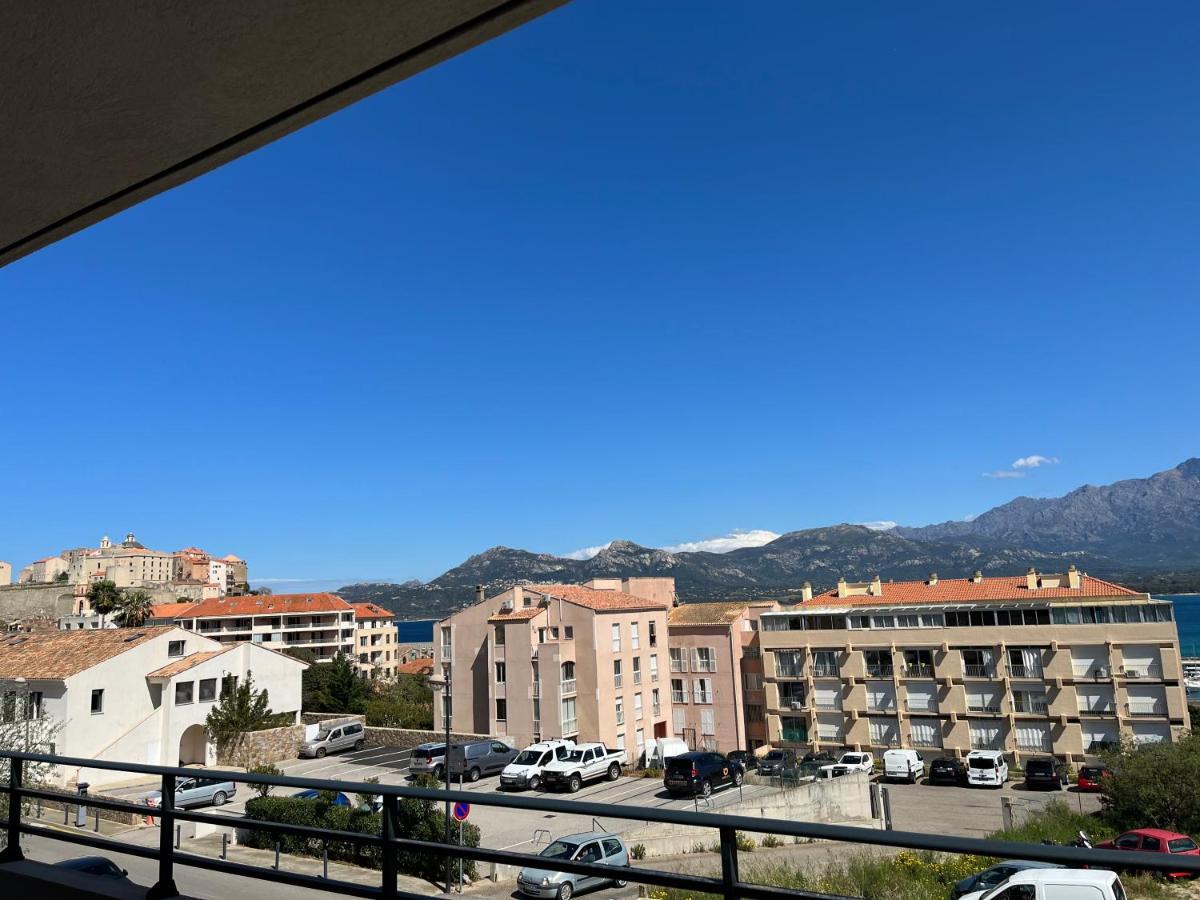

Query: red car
left=1096, top=828, right=1200, bottom=879
left=1076, top=764, right=1110, bottom=792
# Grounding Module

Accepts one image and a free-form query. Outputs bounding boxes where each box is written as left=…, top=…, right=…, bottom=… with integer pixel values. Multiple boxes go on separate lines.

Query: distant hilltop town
left=0, top=532, right=249, bottom=598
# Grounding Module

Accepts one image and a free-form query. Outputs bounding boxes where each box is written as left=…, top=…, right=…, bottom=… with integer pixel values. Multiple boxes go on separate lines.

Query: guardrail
left=2, top=749, right=1200, bottom=900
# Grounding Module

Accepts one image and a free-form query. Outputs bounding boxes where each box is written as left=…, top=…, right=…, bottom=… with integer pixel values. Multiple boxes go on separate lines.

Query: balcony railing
left=1126, top=703, right=1167, bottom=717
left=532, top=683, right=540, bottom=698
left=964, top=665, right=996, bottom=678
left=440, top=645, right=451, bottom=658
left=1121, top=666, right=1164, bottom=679
left=905, top=699, right=938, bottom=713
left=693, top=691, right=713, bottom=704
left=560, top=680, right=577, bottom=695
left=1078, top=703, right=1115, bottom=715
left=1011, top=698, right=1049, bottom=714
left=671, top=690, right=687, bottom=704
left=811, top=664, right=839, bottom=678
left=669, top=658, right=687, bottom=673
left=780, top=696, right=806, bottom=710
left=653, top=704, right=661, bottom=717
left=1007, top=664, right=1043, bottom=678
left=903, top=664, right=933, bottom=678
left=616, top=710, right=625, bottom=725
left=775, top=665, right=804, bottom=678
left=561, top=717, right=578, bottom=734
left=911, top=737, right=942, bottom=749
left=693, top=659, right=717, bottom=674
left=967, top=703, right=1002, bottom=714
left=614, top=674, right=623, bottom=689
left=651, top=671, right=659, bottom=682
left=866, top=665, right=894, bottom=679
left=633, top=672, right=642, bottom=685
left=1015, top=739, right=1052, bottom=752
left=780, top=729, right=808, bottom=742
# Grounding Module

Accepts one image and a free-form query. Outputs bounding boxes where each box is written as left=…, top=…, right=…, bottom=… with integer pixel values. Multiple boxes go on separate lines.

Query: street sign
left=452, top=801, right=470, bottom=822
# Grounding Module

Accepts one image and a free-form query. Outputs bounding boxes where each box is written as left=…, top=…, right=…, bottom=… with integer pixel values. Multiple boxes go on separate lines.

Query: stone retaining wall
left=301, top=713, right=493, bottom=748
left=216, top=724, right=306, bottom=768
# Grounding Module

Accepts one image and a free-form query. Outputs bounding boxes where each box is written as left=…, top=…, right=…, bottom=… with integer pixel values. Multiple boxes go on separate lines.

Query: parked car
left=958, top=868, right=1126, bottom=900
left=820, top=751, right=875, bottom=779
left=663, top=751, right=745, bottom=798
left=408, top=742, right=448, bottom=780
left=1096, top=828, right=1200, bottom=879
left=1023, top=757, right=1069, bottom=791
left=542, top=744, right=626, bottom=793
left=726, top=750, right=759, bottom=773
left=501, top=739, right=576, bottom=791
left=951, top=860, right=1059, bottom=899
left=146, top=776, right=237, bottom=809
left=801, top=751, right=836, bottom=765
left=54, top=857, right=130, bottom=881
left=927, top=756, right=968, bottom=786
left=291, top=789, right=352, bottom=806
left=966, top=750, right=1008, bottom=788
left=448, top=740, right=519, bottom=782
left=757, top=749, right=799, bottom=778
left=645, top=737, right=690, bottom=768
left=516, top=831, right=630, bottom=899
left=299, top=721, right=366, bottom=759
left=884, top=749, right=925, bottom=783
left=1076, top=764, right=1111, bottom=793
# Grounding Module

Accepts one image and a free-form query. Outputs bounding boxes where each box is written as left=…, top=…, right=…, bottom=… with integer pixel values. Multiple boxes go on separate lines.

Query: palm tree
left=114, top=590, right=154, bottom=627
left=86, top=580, right=122, bottom=627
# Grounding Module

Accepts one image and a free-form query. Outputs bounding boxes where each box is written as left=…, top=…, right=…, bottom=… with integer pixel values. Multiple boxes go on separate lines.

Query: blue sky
left=3, top=1, right=1199, bottom=587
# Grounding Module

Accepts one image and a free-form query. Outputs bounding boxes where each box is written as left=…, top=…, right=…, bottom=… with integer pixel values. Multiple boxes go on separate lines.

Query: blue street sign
left=452, top=801, right=470, bottom=822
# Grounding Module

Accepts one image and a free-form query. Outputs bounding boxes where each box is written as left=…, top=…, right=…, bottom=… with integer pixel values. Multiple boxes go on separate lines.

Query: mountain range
left=338, top=458, right=1200, bottom=619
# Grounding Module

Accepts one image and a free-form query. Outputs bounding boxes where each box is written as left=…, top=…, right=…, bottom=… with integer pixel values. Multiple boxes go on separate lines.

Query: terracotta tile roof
left=801, top=574, right=1141, bottom=609
left=184, top=592, right=352, bottom=618
left=351, top=603, right=395, bottom=620
left=530, top=584, right=671, bottom=612
left=149, top=601, right=199, bottom=620
left=147, top=648, right=231, bottom=678
left=669, top=601, right=763, bottom=626
left=488, top=607, right=545, bottom=622
left=396, top=659, right=435, bottom=676
left=0, top=627, right=171, bottom=679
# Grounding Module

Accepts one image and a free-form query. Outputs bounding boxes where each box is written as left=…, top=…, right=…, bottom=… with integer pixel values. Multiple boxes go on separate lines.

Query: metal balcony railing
left=811, top=664, right=839, bottom=678
left=633, top=672, right=642, bottom=685
left=693, top=691, right=713, bottom=704
left=904, top=699, right=937, bottom=713
left=560, top=680, right=576, bottom=695
left=561, top=717, right=578, bottom=735
left=1007, top=664, right=1043, bottom=678
left=775, top=665, right=803, bottom=679
left=613, top=674, right=623, bottom=689
left=1078, top=703, right=1115, bottom=715
left=693, top=659, right=717, bottom=674
left=866, top=665, right=894, bottom=678
left=1126, top=703, right=1167, bottom=717
left=531, top=683, right=540, bottom=698
left=616, top=711, right=625, bottom=725
left=903, top=664, right=933, bottom=678
left=967, top=703, right=1002, bottom=714
left=1011, top=698, right=1049, bottom=714
left=671, top=691, right=687, bottom=704
left=964, top=665, right=995, bottom=678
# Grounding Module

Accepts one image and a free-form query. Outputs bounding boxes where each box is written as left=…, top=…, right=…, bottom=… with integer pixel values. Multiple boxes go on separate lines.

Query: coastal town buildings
left=759, top=568, right=1186, bottom=763
left=352, top=602, right=399, bottom=679
left=173, top=593, right=355, bottom=662
left=0, top=562, right=11, bottom=586
left=434, top=579, right=676, bottom=761
left=666, top=600, right=778, bottom=753
left=0, top=626, right=305, bottom=788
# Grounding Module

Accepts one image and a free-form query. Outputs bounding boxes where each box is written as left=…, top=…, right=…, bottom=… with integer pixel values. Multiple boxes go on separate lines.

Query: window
left=775, top=650, right=804, bottom=678
left=648, top=621, right=658, bottom=647
left=440, top=626, right=451, bottom=653
left=962, top=648, right=995, bottom=678
left=669, top=647, right=687, bottom=672
left=699, top=708, right=714, bottom=736
left=561, top=697, right=578, bottom=735
left=175, top=682, right=194, bottom=705
left=168, top=640, right=185, bottom=657
left=561, top=661, right=576, bottom=689
left=616, top=696, right=625, bottom=725
left=671, top=678, right=687, bottom=704
left=747, top=704, right=764, bottom=722
left=811, top=650, right=839, bottom=677
left=564, top=625, right=574, bottom=639
left=1114, top=834, right=1140, bottom=850
left=91, top=689, right=104, bottom=714
left=221, top=674, right=238, bottom=697
left=612, top=623, right=621, bottom=652
left=442, top=693, right=452, bottom=721
left=865, top=650, right=893, bottom=678
left=495, top=662, right=506, bottom=683
left=27, top=692, right=42, bottom=720
left=693, top=647, right=716, bottom=673
left=781, top=715, right=806, bottom=742
left=672, top=707, right=686, bottom=736
left=632, top=656, right=642, bottom=684
left=693, top=677, right=713, bottom=704
left=652, top=688, right=661, bottom=716
left=742, top=672, right=762, bottom=691
left=494, top=625, right=504, bottom=646
left=650, top=653, right=659, bottom=682
left=630, top=622, right=640, bottom=650
left=634, top=692, right=644, bottom=719
left=199, top=678, right=217, bottom=702
left=496, top=699, right=507, bottom=721
left=613, top=659, right=623, bottom=688
left=902, top=649, right=933, bottom=677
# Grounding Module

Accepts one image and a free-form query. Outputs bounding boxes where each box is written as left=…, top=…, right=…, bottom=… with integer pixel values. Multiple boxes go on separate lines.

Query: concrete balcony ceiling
left=0, top=0, right=568, bottom=268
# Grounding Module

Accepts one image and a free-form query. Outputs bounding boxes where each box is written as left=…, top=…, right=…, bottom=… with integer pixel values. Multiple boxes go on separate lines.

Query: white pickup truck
left=540, top=743, right=626, bottom=793
left=819, top=751, right=875, bottom=779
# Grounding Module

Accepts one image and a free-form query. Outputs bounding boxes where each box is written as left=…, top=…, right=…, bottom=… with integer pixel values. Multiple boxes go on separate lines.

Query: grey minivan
left=299, top=721, right=366, bottom=759
left=447, top=740, right=518, bottom=781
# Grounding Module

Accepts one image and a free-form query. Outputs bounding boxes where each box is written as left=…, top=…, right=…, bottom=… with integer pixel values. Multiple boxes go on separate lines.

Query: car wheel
left=469, top=767, right=481, bottom=783
left=212, top=792, right=227, bottom=807
left=614, top=874, right=629, bottom=888
left=316, top=748, right=327, bottom=759
left=607, top=763, right=620, bottom=781
left=557, top=881, right=573, bottom=900
left=732, top=770, right=744, bottom=787
left=354, top=739, right=365, bottom=751
left=701, top=779, right=712, bottom=798
left=527, top=775, right=541, bottom=791
left=568, top=775, right=582, bottom=793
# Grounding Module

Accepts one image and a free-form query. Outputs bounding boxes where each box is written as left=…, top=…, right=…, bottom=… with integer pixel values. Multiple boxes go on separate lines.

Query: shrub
left=630, top=843, right=646, bottom=860
left=735, top=832, right=756, bottom=852
left=689, top=841, right=707, bottom=854
left=760, top=834, right=783, bottom=848
left=1100, top=733, right=1200, bottom=835
left=640, top=766, right=664, bottom=779
left=247, top=764, right=281, bottom=799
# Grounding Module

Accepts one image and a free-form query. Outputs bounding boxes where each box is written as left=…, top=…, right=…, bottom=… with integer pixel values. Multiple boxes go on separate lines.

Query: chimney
left=474, top=584, right=485, bottom=604
left=1067, top=564, right=1081, bottom=590
left=836, top=577, right=849, bottom=599
left=870, top=575, right=883, bottom=596
left=1025, top=567, right=1038, bottom=591
left=927, top=572, right=938, bottom=586
left=800, top=582, right=813, bottom=602
left=971, top=570, right=983, bottom=584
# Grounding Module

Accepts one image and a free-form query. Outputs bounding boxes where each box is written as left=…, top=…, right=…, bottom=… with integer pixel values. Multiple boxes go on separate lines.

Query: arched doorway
left=179, top=724, right=207, bottom=766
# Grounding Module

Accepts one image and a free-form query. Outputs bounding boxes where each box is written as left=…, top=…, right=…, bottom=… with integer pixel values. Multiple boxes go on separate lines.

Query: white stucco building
left=0, top=625, right=306, bottom=788
left=175, top=593, right=356, bottom=662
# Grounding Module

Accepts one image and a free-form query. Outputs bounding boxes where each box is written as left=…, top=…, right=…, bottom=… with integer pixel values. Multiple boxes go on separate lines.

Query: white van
left=499, top=739, right=575, bottom=791
left=644, top=737, right=690, bottom=769
left=958, top=867, right=1125, bottom=900
left=883, top=749, right=925, bottom=783
left=966, top=750, right=1008, bottom=788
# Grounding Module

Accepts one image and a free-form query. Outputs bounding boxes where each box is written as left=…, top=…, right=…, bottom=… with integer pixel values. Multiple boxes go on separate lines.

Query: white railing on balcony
left=1007, top=664, right=1043, bottom=678
left=671, top=691, right=687, bottom=704
left=669, top=658, right=687, bottom=673
left=561, top=680, right=577, bottom=695
left=561, top=717, right=577, bottom=735
left=694, top=691, right=713, bottom=704
left=616, top=710, right=625, bottom=725
left=614, top=674, right=623, bottom=689
left=633, top=672, right=642, bottom=685
left=1012, top=698, right=1049, bottom=714
left=775, top=665, right=804, bottom=678
left=811, top=664, right=839, bottom=678
left=1126, top=702, right=1167, bottom=717
left=694, top=659, right=717, bottom=674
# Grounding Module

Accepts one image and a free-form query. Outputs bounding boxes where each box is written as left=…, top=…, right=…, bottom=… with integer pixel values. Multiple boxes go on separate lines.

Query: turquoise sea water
left=1160, top=594, right=1200, bottom=657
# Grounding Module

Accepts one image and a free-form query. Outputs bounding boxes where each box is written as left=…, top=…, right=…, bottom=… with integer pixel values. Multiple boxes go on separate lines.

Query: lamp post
left=428, top=668, right=453, bottom=894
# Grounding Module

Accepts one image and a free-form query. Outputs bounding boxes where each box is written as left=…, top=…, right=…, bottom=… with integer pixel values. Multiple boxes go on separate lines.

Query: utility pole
left=429, top=666, right=453, bottom=894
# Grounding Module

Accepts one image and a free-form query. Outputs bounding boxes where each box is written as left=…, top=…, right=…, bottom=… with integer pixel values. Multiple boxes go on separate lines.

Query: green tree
left=86, top=580, right=122, bottom=627
left=302, top=653, right=371, bottom=714
left=54, top=570, right=68, bottom=583
left=1100, top=732, right=1200, bottom=834
left=205, top=671, right=294, bottom=758
left=247, top=763, right=282, bottom=799
left=114, top=590, right=154, bottom=627
left=363, top=675, right=433, bottom=729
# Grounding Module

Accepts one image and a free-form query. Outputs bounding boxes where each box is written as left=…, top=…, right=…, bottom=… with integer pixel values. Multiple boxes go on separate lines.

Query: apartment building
left=18, top=555, right=69, bottom=584
left=759, top=569, right=1185, bottom=763
left=352, top=602, right=399, bottom=679
left=174, top=593, right=355, bottom=662
left=666, top=600, right=777, bottom=753
left=0, top=562, right=12, bottom=585
left=434, top=580, right=675, bottom=761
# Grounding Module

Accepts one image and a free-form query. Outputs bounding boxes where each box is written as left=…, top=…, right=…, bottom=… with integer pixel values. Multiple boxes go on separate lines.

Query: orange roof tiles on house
left=146, top=648, right=231, bottom=678
left=184, top=592, right=353, bottom=618
left=802, top=574, right=1141, bottom=609
left=396, top=659, right=435, bottom=676
left=351, top=603, right=395, bottom=620
left=488, top=607, right=545, bottom=623
left=149, top=601, right=199, bottom=620
left=530, top=584, right=671, bottom=612
left=0, top=627, right=172, bottom=679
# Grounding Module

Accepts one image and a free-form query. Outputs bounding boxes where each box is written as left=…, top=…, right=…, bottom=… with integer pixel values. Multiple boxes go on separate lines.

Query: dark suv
left=726, top=750, right=758, bottom=772
left=756, top=749, right=798, bottom=778
left=1024, top=757, right=1069, bottom=790
left=927, top=756, right=968, bottom=786
left=663, top=752, right=745, bottom=798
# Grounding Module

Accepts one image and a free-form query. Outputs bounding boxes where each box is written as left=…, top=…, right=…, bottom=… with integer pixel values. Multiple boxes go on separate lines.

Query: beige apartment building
left=353, top=602, right=399, bottom=679
left=666, top=600, right=777, bottom=753
left=759, top=568, right=1186, bottom=763
left=174, top=592, right=355, bottom=661
left=434, top=580, right=675, bottom=761
left=0, top=562, right=12, bottom=586
left=19, top=555, right=69, bottom=584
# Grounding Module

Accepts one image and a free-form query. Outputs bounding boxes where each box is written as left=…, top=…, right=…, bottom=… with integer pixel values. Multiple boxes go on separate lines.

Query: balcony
left=1126, top=703, right=1167, bottom=717
left=911, top=736, right=942, bottom=749
left=967, top=703, right=1002, bottom=714
left=811, top=664, right=839, bottom=678
left=1011, top=698, right=1049, bottom=715
left=905, top=699, right=938, bottom=713
left=779, top=696, right=806, bottom=710
left=903, top=664, right=933, bottom=678
left=616, top=710, right=625, bottom=725
left=671, top=690, right=687, bottom=704
left=1007, top=664, right=1043, bottom=679
left=866, top=665, right=894, bottom=679
left=1016, top=738, right=1051, bottom=753
left=694, top=691, right=713, bottom=704
left=964, top=665, right=996, bottom=678
left=1121, top=666, right=1164, bottom=679
left=633, top=672, right=642, bottom=685
left=560, top=680, right=577, bottom=695
left=1078, top=703, right=1115, bottom=716
left=562, top=717, right=578, bottom=734
left=614, top=674, right=623, bottom=689
left=781, top=727, right=809, bottom=742
left=775, top=665, right=804, bottom=679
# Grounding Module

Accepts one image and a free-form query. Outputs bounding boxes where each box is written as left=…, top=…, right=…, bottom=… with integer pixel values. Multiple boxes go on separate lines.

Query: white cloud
left=984, top=454, right=1060, bottom=479
left=564, top=542, right=612, bottom=560
left=662, top=529, right=781, bottom=554
left=858, top=521, right=898, bottom=531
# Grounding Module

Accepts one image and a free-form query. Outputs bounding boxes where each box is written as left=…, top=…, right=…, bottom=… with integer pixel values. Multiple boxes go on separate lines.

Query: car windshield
left=1027, top=760, right=1051, bottom=772
left=969, top=758, right=996, bottom=770
left=841, top=754, right=864, bottom=764
left=540, top=841, right=578, bottom=860
left=1169, top=838, right=1198, bottom=853
left=1080, top=766, right=1103, bottom=778
left=316, top=730, right=330, bottom=740
left=567, top=750, right=587, bottom=762
left=513, top=750, right=544, bottom=765
left=764, top=751, right=785, bottom=761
